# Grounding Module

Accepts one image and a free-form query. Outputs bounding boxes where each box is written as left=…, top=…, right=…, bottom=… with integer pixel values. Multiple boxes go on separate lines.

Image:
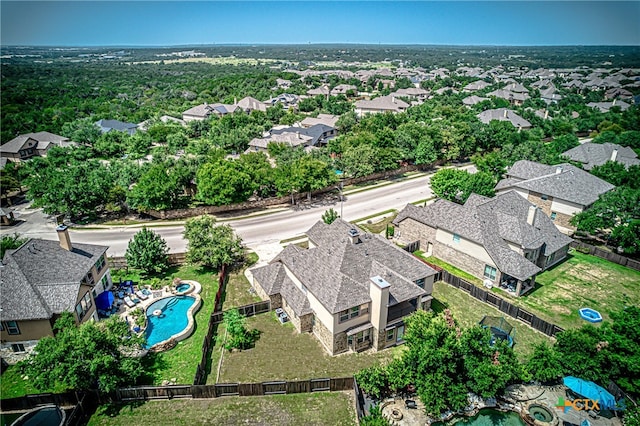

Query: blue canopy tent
left=563, top=376, right=617, bottom=410
left=95, top=291, right=115, bottom=311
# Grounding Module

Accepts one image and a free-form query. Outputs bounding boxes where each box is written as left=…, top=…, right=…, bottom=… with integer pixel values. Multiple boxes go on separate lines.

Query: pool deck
left=110, top=280, right=203, bottom=349
left=376, top=384, right=623, bottom=426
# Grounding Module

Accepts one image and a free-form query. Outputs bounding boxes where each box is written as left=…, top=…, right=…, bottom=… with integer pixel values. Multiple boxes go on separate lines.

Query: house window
left=387, top=329, right=395, bottom=341
left=414, top=278, right=425, bottom=289
left=94, top=255, right=106, bottom=272
left=541, top=194, right=548, bottom=201
left=484, top=265, right=497, bottom=281
left=452, top=234, right=461, bottom=244
left=11, top=343, right=25, bottom=353
left=83, top=271, right=95, bottom=286
left=75, top=292, right=93, bottom=320
left=550, top=212, right=557, bottom=221
left=3, top=321, right=20, bottom=335
left=348, top=329, right=371, bottom=346
left=339, top=306, right=361, bottom=323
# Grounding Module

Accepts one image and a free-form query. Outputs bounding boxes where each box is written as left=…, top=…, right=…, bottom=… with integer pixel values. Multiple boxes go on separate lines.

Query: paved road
left=2, top=166, right=473, bottom=256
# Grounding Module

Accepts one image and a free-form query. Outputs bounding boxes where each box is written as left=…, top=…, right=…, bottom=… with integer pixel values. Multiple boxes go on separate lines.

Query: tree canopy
left=183, top=215, right=244, bottom=269
left=125, top=227, right=170, bottom=275
left=18, top=313, right=144, bottom=393
left=430, top=168, right=496, bottom=204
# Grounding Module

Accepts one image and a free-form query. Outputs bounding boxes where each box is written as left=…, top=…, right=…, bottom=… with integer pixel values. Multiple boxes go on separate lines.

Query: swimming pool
left=144, top=296, right=198, bottom=349
left=434, top=409, right=525, bottom=426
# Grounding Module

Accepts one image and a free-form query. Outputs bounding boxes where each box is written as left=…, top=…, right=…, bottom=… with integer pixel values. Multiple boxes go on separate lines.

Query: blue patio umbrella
left=563, top=376, right=617, bottom=410
left=95, top=291, right=115, bottom=311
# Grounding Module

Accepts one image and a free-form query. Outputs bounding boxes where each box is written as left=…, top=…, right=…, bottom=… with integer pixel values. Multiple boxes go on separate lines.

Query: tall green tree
left=127, top=162, right=183, bottom=211
left=322, top=208, right=340, bottom=224
left=183, top=215, right=244, bottom=269
left=196, top=160, right=256, bottom=205
left=18, top=313, right=144, bottom=393
left=430, top=168, right=495, bottom=204
left=125, top=227, right=169, bottom=275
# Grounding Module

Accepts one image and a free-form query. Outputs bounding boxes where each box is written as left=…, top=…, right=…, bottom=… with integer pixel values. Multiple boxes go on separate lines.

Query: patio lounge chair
left=135, top=290, right=148, bottom=300
left=124, top=296, right=137, bottom=308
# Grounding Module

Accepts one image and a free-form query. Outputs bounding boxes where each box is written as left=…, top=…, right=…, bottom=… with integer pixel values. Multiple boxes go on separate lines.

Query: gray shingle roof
left=477, top=108, right=531, bottom=128
left=264, top=219, right=435, bottom=314
left=394, top=191, right=572, bottom=281
left=1, top=238, right=108, bottom=321
left=562, top=143, right=640, bottom=170
left=499, top=160, right=615, bottom=206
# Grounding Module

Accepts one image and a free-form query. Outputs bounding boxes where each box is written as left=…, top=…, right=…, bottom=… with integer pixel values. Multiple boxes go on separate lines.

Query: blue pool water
left=434, top=410, right=525, bottom=426
left=176, top=283, right=191, bottom=293
left=144, top=296, right=196, bottom=348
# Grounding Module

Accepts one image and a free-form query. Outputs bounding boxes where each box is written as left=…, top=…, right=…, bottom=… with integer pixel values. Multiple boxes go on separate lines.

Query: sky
left=1, top=1, right=639, bottom=47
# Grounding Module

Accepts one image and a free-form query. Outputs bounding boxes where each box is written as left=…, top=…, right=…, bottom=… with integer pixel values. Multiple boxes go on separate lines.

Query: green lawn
left=0, top=364, right=67, bottom=400
left=128, top=264, right=220, bottom=386
left=88, top=392, right=356, bottom=426
left=508, top=251, right=640, bottom=330
left=417, top=253, right=483, bottom=285
left=214, top=312, right=402, bottom=384
left=432, top=281, right=552, bottom=360
left=221, top=252, right=260, bottom=309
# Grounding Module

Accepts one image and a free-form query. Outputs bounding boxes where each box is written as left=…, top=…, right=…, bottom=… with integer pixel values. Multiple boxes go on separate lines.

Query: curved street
left=2, top=166, right=473, bottom=256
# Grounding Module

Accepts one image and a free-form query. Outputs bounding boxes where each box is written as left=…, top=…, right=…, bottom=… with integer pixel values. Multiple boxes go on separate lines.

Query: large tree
left=127, top=162, right=184, bottom=211
left=19, top=313, right=144, bottom=393
left=196, top=160, right=256, bottom=206
left=125, top=227, right=169, bottom=275
left=430, top=168, right=496, bottom=204
left=183, top=215, right=244, bottom=269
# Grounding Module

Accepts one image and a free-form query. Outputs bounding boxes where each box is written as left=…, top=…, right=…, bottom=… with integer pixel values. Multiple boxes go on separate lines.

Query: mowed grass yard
left=424, top=250, right=640, bottom=332
left=213, top=311, right=402, bottom=384
left=88, top=392, right=356, bottom=426
left=432, top=282, right=552, bottom=360
left=512, top=251, right=640, bottom=330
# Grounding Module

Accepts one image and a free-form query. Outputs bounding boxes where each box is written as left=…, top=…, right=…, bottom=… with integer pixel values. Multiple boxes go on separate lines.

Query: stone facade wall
left=374, top=328, right=387, bottom=351
left=333, top=331, right=349, bottom=355
left=282, top=303, right=302, bottom=332
left=299, top=313, right=313, bottom=333
left=0, top=340, right=39, bottom=364
left=396, top=218, right=437, bottom=250
left=433, top=241, right=487, bottom=281
left=553, top=211, right=575, bottom=230
left=527, top=191, right=553, bottom=216
left=312, top=316, right=335, bottom=355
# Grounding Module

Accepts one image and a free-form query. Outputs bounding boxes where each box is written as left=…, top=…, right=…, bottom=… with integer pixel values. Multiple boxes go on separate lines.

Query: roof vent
left=348, top=228, right=359, bottom=237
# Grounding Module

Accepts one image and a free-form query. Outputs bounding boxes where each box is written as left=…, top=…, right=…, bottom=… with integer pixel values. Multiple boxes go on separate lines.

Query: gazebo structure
left=480, top=315, right=515, bottom=347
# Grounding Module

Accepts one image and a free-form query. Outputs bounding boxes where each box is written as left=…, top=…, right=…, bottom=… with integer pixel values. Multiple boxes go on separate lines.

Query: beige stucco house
left=394, top=191, right=573, bottom=297
left=495, top=160, right=615, bottom=231
left=354, top=95, right=409, bottom=117
left=250, top=219, right=437, bottom=355
left=0, top=226, right=112, bottom=361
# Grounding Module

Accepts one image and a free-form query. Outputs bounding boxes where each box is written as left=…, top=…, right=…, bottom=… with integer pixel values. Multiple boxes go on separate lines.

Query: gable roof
left=394, top=191, right=573, bottom=281
left=95, top=119, right=138, bottom=134
left=236, top=96, right=267, bottom=112
left=477, top=108, right=531, bottom=128
left=1, top=238, right=108, bottom=321
left=263, top=219, right=435, bottom=314
left=562, top=142, right=640, bottom=170
left=498, top=160, right=615, bottom=206
left=355, top=95, right=409, bottom=113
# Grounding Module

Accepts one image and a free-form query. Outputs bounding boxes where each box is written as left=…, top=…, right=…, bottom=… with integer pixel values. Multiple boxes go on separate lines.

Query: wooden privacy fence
left=193, top=264, right=228, bottom=386
left=114, top=377, right=354, bottom=401
left=439, top=270, right=565, bottom=337
left=570, top=241, right=640, bottom=271
left=109, top=252, right=186, bottom=269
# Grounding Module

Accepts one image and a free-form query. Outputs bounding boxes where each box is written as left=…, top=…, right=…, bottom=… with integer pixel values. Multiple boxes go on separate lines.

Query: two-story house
left=0, top=226, right=112, bottom=360
left=250, top=219, right=437, bottom=355
left=354, top=95, right=409, bottom=117
left=1, top=132, right=76, bottom=163
left=495, top=160, right=615, bottom=231
left=394, top=191, right=573, bottom=296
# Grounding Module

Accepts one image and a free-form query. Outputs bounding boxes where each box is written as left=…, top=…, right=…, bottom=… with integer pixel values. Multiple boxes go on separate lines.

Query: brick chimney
left=56, top=225, right=73, bottom=251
